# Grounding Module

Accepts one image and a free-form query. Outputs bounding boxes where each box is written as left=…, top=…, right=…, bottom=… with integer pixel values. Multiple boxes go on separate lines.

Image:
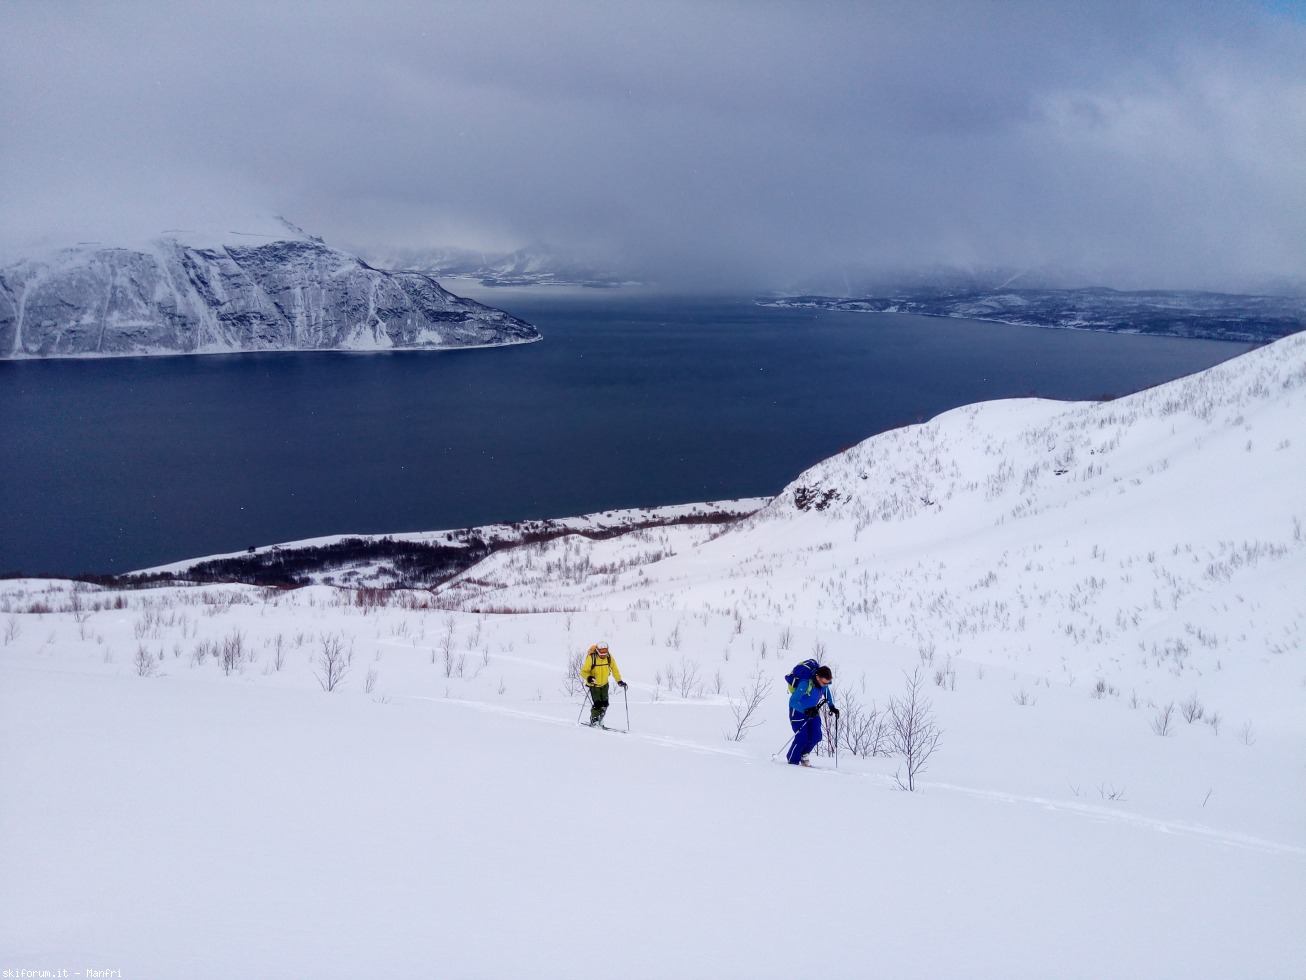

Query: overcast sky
left=3, top=1, right=1304, bottom=290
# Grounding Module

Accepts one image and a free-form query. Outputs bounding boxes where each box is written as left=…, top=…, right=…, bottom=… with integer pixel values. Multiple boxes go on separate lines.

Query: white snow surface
left=3, top=333, right=1305, bottom=978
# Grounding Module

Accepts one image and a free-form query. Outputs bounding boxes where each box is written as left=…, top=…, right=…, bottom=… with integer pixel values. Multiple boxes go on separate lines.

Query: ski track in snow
left=402, top=693, right=751, bottom=760
left=405, top=687, right=1305, bottom=858
left=920, top=779, right=1306, bottom=857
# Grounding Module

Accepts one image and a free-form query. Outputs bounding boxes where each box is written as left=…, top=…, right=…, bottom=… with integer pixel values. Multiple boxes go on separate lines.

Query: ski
left=771, top=757, right=841, bottom=773
left=578, top=722, right=629, bottom=734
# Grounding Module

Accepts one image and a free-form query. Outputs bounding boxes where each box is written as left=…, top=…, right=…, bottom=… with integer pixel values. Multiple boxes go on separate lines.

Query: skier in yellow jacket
left=582, top=641, right=626, bottom=727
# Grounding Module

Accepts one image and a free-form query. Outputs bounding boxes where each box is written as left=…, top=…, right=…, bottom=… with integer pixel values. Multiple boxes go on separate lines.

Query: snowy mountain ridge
left=0, top=219, right=539, bottom=358
left=359, top=241, right=633, bottom=288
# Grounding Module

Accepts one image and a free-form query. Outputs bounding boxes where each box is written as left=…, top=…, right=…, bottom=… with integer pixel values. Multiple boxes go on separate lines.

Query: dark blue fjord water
left=0, top=295, right=1250, bottom=576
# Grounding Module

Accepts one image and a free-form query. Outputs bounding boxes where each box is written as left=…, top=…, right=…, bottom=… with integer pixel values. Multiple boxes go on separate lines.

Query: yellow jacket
left=582, top=647, right=622, bottom=686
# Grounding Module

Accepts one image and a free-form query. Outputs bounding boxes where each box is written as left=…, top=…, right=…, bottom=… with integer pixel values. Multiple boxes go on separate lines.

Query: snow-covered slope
left=132, top=498, right=768, bottom=589
left=0, top=218, right=539, bottom=358
left=447, top=332, right=1306, bottom=725
left=2, top=334, right=1303, bottom=976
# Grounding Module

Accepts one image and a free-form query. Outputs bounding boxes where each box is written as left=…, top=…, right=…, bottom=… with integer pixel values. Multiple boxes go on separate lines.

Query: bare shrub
left=435, top=616, right=455, bottom=666
left=888, top=667, right=942, bottom=791
left=727, top=671, right=772, bottom=742
left=674, top=657, right=701, bottom=698
left=777, top=627, right=793, bottom=651
left=133, top=644, right=157, bottom=677
left=354, top=588, right=391, bottom=613
left=133, top=610, right=157, bottom=640
left=1151, top=701, right=1176, bottom=736
left=830, top=688, right=889, bottom=759
left=364, top=668, right=378, bottom=694
left=1237, top=720, right=1256, bottom=745
left=220, top=629, right=246, bottom=676
left=316, top=633, right=349, bottom=692
left=191, top=639, right=214, bottom=667
left=1179, top=692, right=1205, bottom=723
left=563, top=649, right=585, bottom=696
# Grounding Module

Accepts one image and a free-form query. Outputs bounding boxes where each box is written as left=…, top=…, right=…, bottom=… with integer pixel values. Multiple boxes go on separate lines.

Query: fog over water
left=2, top=2, right=1304, bottom=290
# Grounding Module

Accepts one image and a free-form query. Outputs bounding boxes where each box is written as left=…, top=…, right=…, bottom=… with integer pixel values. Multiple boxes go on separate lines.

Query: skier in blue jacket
left=787, top=663, right=839, bottom=766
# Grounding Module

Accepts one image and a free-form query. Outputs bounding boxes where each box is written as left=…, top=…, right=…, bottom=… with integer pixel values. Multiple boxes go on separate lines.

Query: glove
left=585, top=678, right=596, bottom=686
left=804, top=706, right=820, bottom=718
left=617, top=681, right=628, bottom=689
left=829, top=707, right=841, bottom=718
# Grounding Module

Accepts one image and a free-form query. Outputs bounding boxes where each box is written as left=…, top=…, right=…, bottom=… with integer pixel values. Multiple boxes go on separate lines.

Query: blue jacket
left=788, top=678, right=834, bottom=719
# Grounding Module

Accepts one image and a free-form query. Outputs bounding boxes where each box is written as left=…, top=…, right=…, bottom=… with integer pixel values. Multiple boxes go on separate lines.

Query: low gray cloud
left=3, top=0, right=1303, bottom=290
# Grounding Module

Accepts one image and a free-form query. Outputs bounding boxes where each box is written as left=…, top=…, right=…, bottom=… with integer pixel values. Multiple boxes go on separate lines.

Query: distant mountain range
left=358, top=242, right=634, bottom=288
left=0, top=218, right=540, bottom=359
left=761, top=287, right=1306, bottom=343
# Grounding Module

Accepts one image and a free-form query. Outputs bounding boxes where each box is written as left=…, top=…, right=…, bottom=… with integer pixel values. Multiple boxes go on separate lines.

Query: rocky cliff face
left=0, top=232, right=540, bottom=358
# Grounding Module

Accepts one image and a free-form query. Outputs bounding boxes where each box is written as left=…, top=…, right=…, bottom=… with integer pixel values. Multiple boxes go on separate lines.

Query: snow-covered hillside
left=0, top=217, right=539, bottom=358
left=448, top=331, right=1306, bottom=735
left=2, top=334, right=1303, bottom=977
left=131, top=498, right=766, bottom=590
left=763, top=289, right=1306, bottom=342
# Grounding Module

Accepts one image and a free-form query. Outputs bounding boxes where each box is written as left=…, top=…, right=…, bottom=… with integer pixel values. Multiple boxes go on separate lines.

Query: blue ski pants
left=787, top=713, right=823, bottom=764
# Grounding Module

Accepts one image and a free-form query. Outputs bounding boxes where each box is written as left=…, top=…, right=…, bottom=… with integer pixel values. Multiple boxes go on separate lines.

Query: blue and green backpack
left=784, top=658, right=820, bottom=693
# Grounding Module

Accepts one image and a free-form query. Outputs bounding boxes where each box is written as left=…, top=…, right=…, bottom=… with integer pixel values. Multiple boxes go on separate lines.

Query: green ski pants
left=588, top=682, right=610, bottom=724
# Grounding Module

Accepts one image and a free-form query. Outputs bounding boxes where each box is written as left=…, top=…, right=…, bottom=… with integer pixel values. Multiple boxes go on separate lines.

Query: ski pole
left=773, top=715, right=813, bottom=763
left=623, top=684, right=630, bottom=733
left=834, top=713, right=840, bottom=769
left=773, top=730, right=797, bottom=760
left=576, top=686, right=593, bottom=725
